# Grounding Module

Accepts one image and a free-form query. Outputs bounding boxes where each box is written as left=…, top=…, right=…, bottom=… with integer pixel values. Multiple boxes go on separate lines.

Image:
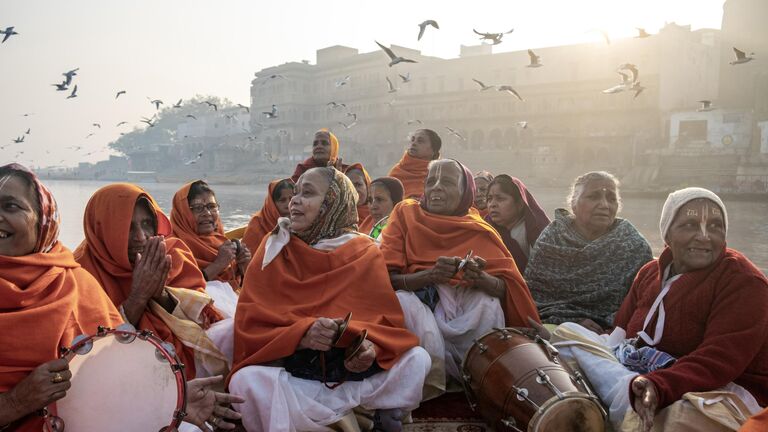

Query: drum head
left=530, top=396, right=605, bottom=432
left=56, top=334, right=182, bottom=431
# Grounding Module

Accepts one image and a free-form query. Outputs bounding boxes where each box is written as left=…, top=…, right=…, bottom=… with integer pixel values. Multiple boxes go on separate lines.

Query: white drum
left=46, top=324, right=187, bottom=432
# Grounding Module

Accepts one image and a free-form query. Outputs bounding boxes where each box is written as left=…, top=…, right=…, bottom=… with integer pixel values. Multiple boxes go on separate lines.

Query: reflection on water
left=46, top=180, right=768, bottom=273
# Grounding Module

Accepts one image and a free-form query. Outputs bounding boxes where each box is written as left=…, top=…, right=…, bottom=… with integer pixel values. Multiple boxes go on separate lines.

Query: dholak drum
left=45, top=324, right=187, bottom=432
left=462, top=327, right=606, bottom=432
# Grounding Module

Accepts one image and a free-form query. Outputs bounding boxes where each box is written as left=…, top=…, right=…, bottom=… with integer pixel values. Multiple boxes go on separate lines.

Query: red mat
left=412, top=392, right=483, bottom=421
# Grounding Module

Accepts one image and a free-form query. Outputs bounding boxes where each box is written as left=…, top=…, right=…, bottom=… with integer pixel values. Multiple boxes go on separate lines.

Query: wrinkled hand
left=185, top=376, right=245, bottom=432
left=130, top=236, right=171, bottom=303
left=215, top=241, right=237, bottom=267
left=578, top=318, right=605, bottom=335
left=344, top=340, right=376, bottom=373
left=427, top=256, right=460, bottom=285
left=298, top=318, right=341, bottom=351
left=4, top=359, right=71, bottom=419
left=632, top=376, right=658, bottom=432
left=462, top=256, right=488, bottom=286
left=235, top=242, right=251, bottom=274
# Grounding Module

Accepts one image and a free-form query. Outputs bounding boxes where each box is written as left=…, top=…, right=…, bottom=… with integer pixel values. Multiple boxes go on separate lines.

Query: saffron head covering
left=0, top=163, right=60, bottom=253
left=659, top=187, right=728, bottom=243
left=371, top=176, right=405, bottom=205
left=315, top=128, right=340, bottom=163
left=294, top=167, right=358, bottom=245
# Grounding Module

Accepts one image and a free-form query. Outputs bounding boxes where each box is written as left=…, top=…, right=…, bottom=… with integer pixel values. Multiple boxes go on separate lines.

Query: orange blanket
left=388, top=152, right=430, bottom=199
left=230, top=235, right=418, bottom=381
left=74, top=183, right=221, bottom=378
left=242, top=179, right=283, bottom=254
left=741, top=408, right=768, bottom=431
left=171, top=181, right=240, bottom=291
left=0, top=243, right=122, bottom=431
left=380, top=199, right=540, bottom=326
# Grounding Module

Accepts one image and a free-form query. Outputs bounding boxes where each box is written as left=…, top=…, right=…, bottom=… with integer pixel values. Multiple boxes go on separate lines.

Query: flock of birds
left=1, top=19, right=759, bottom=165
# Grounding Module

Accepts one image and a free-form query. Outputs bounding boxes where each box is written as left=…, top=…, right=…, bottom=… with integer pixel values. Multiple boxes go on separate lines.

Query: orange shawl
left=380, top=199, right=540, bottom=326
left=74, top=183, right=221, bottom=378
left=170, top=181, right=240, bottom=291
left=1, top=243, right=122, bottom=431
left=387, top=152, right=431, bottom=199
left=230, top=235, right=418, bottom=381
left=242, top=180, right=283, bottom=254
left=741, top=408, right=768, bottom=431
left=344, top=163, right=374, bottom=233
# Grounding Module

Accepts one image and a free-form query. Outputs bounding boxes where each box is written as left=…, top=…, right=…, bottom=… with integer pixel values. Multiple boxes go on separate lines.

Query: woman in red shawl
left=291, top=129, right=349, bottom=183
left=0, top=164, right=122, bottom=431
left=344, top=163, right=374, bottom=234
left=484, top=174, right=550, bottom=274
left=388, top=129, right=441, bottom=199
left=171, top=180, right=251, bottom=293
left=74, top=183, right=225, bottom=379
left=242, top=178, right=294, bottom=254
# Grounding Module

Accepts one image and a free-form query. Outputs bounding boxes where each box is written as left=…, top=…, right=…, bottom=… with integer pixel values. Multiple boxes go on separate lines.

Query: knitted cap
left=659, top=187, right=728, bottom=243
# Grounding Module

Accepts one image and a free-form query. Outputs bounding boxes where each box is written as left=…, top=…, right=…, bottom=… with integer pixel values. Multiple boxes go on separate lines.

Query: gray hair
left=427, top=159, right=465, bottom=191
left=566, top=171, right=622, bottom=212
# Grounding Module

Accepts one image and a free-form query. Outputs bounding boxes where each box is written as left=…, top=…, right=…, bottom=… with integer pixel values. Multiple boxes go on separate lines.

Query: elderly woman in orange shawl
left=344, top=163, right=374, bottom=234
left=171, top=180, right=250, bottom=317
left=229, top=166, right=430, bottom=432
left=291, top=129, right=349, bottom=183
left=388, top=129, right=442, bottom=199
left=0, top=164, right=122, bottom=431
left=242, top=178, right=294, bottom=254
left=381, top=159, right=540, bottom=399
left=74, top=183, right=229, bottom=380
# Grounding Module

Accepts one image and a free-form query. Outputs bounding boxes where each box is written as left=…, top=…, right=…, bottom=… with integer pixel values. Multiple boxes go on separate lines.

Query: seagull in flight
left=417, top=20, right=439, bottom=41
left=516, top=121, right=528, bottom=129
left=66, top=85, right=78, bottom=99
left=85, top=132, right=95, bottom=139
left=730, top=47, right=754, bottom=65
left=636, top=28, right=651, bottom=38
left=63, top=68, right=79, bottom=86
left=25, top=128, right=31, bottom=135
left=619, top=63, right=639, bottom=83
left=263, top=104, right=278, bottom=119
left=386, top=77, right=398, bottom=93
left=140, top=116, right=156, bottom=127
left=338, top=120, right=357, bottom=130
left=52, top=81, right=68, bottom=91
left=116, top=121, right=128, bottom=127
left=335, top=75, right=351, bottom=88
left=527, top=49, right=542, bottom=68
left=497, top=85, right=524, bottom=101
left=399, top=73, right=412, bottom=83
left=186, top=114, right=197, bottom=120
left=201, top=101, right=218, bottom=111
left=444, top=127, right=466, bottom=141
left=237, top=104, right=250, bottom=113
left=375, top=41, right=418, bottom=67
left=261, top=74, right=287, bottom=85
left=327, top=101, right=346, bottom=109
left=407, top=119, right=423, bottom=125
left=1, top=26, right=19, bottom=43
left=115, top=90, right=126, bottom=99
left=172, top=99, right=183, bottom=108
left=630, top=81, right=645, bottom=99
left=697, top=100, right=714, bottom=112
left=148, top=98, right=163, bottom=110
left=346, top=112, right=357, bottom=122
left=472, top=78, right=495, bottom=91
left=92, top=123, right=101, bottom=129
left=185, top=151, right=204, bottom=165
left=13, top=136, right=25, bottom=144
left=473, top=29, right=513, bottom=45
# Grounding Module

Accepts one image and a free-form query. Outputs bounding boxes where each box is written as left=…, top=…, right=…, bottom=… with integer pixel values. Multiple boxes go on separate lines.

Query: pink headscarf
left=0, top=163, right=60, bottom=253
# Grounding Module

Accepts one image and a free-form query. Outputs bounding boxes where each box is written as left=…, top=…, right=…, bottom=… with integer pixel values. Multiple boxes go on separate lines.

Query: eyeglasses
left=189, top=203, right=220, bottom=214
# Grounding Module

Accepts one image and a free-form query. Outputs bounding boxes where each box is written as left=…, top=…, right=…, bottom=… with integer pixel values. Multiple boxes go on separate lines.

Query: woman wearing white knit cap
left=544, top=187, right=768, bottom=432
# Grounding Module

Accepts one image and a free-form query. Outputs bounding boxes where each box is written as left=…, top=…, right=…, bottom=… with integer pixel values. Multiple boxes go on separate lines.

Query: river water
left=45, top=179, right=768, bottom=273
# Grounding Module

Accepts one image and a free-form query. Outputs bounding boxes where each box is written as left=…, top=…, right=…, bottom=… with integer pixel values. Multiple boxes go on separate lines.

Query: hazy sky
left=0, top=0, right=726, bottom=167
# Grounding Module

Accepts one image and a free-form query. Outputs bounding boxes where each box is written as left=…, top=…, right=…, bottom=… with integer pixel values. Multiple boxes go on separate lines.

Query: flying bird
left=730, top=47, right=754, bottom=65
left=52, top=81, right=68, bottom=91
left=335, top=75, right=351, bottom=87
left=407, top=119, right=423, bottom=125
left=327, top=101, right=346, bottom=109
left=471, top=78, right=495, bottom=91
left=338, top=120, right=357, bottom=130
left=636, top=28, right=651, bottom=38
left=697, top=100, right=714, bottom=112
left=444, top=127, right=466, bottom=141
left=399, top=73, right=412, bottom=83
left=237, top=103, right=250, bottom=113
left=516, top=121, right=528, bottom=129
left=417, top=20, right=439, bottom=41
left=473, top=29, right=513, bottom=45
left=631, top=82, right=645, bottom=99
left=186, top=114, right=197, bottom=120
left=25, top=128, right=30, bottom=135
left=202, top=101, right=218, bottom=111
left=85, top=133, right=95, bottom=139
left=263, top=104, right=278, bottom=119
left=346, top=112, right=357, bottom=122
left=172, top=99, right=183, bottom=108
left=148, top=99, right=163, bottom=110
left=497, top=85, right=524, bottom=101
left=92, top=123, right=101, bottom=128
left=66, top=85, right=78, bottom=99
left=375, top=41, right=418, bottom=67
left=619, top=63, right=639, bottom=83
left=527, top=49, right=542, bottom=68
left=224, top=114, right=236, bottom=120
left=264, top=152, right=279, bottom=164
left=115, top=90, right=126, bottom=99
left=1, top=26, right=19, bottom=43
left=116, top=121, right=128, bottom=127
left=62, top=68, right=79, bottom=86
left=261, top=74, right=287, bottom=85
left=140, top=116, right=156, bottom=127
left=13, top=136, right=25, bottom=143
left=185, top=151, right=204, bottom=165
left=386, top=77, right=398, bottom=93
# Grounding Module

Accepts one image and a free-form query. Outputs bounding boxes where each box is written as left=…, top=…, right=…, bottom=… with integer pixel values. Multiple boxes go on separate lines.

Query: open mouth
left=687, top=247, right=711, bottom=254
left=0, top=230, right=11, bottom=239
left=290, top=210, right=304, bottom=218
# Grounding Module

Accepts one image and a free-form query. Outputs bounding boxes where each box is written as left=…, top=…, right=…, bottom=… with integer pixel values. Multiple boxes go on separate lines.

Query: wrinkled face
left=666, top=199, right=726, bottom=273
left=290, top=170, right=330, bottom=232
left=189, top=191, right=219, bottom=235
left=0, top=175, right=39, bottom=257
left=424, top=161, right=463, bottom=216
left=312, top=132, right=332, bottom=165
left=369, top=183, right=395, bottom=222
left=275, top=187, right=294, bottom=218
left=487, top=183, right=525, bottom=229
left=572, top=179, right=619, bottom=235
left=408, top=130, right=435, bottom=160
left=346, top=169, right=368, bottom=205
left=128, top=200, right=156, bottom=266
left=474, top=177, right=491, bottom=210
